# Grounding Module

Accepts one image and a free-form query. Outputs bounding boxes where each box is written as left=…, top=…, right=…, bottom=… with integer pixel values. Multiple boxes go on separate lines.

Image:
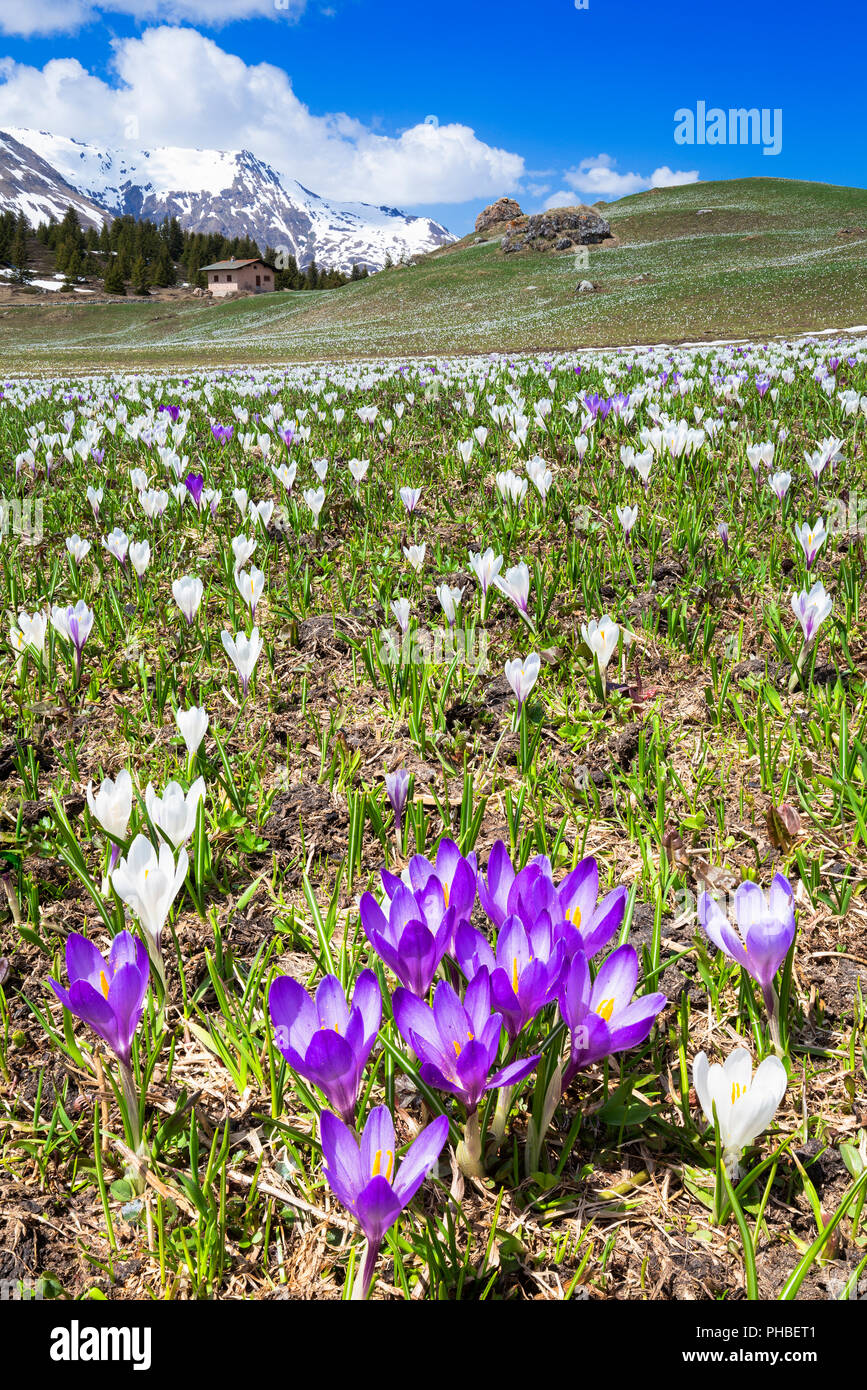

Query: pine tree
left=103, top=259, right=127, bottom=295
left=11, top=218, right=31, bottom=283
left=131, top=255, right=150, bottom=296
left=151, top=245, right=176, bottom=287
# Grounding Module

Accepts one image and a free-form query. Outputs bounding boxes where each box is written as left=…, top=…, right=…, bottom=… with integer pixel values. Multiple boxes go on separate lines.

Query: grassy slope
left=6, top=177, right=867, bottom=368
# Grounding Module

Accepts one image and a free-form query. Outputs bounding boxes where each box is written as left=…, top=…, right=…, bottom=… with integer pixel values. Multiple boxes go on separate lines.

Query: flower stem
left=352, top=1237, right=381, bottom=1301
left=455, top=1108, right=485, bottom=1178
left=118, top=1059, right=142, bottom=1157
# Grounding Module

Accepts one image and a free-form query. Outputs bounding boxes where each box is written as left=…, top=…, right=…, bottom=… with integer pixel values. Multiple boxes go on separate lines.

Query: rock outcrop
left=501, top=205, right=611, bottom=254
left=475, top=197, right=523, bottom=236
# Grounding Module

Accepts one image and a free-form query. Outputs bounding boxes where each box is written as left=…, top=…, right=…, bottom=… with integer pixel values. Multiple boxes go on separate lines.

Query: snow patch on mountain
left=2, top=128, right=456, bottom=272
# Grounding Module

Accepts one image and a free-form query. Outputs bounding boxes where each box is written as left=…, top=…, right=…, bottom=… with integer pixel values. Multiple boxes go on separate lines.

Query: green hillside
left=4, top=177, right=867, bottom=368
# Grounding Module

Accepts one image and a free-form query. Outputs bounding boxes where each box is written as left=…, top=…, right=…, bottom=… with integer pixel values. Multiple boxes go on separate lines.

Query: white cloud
left=559, top=153, right=699, bottom=201
left=0, top=27, right=525, bottom=206
left=0, top=0, right=305, bottom=35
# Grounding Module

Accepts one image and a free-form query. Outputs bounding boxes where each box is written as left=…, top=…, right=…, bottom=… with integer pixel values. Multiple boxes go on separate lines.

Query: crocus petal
left=579, top=885, right=628, bottom=957
left=350, top=969, right=382, bottom=1042
left=320, top=1110, right=364, bottom=1212
left=590, top=944, right=639, bottom=1016
left=269, top=976, right=318, bottom=1055
left=727, top=1056, right=788, bottom=1149
left=315, top=975, right=351, bottom=1034
left=489, top=1053, right=540, bottom=1090
left=392, top=1114, right=450, bottom=1203
left=743, top=918, right=796, bottom=991
left=65, top=933, right=107, bottom=992
left=477, top=841, right=514, bottom=926
left=392, top=989, right=444, bottom=1060
left=355, top=1176, right=404, bottom=1244
left=359, top=1105, right=397, bottom=1182
left=607, top=992, right=667, bottom=1052
left=304, top=1031, right=359, bottom=1119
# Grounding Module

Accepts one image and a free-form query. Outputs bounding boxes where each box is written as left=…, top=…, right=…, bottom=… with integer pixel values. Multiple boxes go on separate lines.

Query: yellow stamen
left=99, top=970, right=110, bottom=1000
left=371, top=1148, right=394, bottom=1182
left=442, top=881, right=450, bottom=908
left=731, top=1081, right=745, bottom=1105
left=453, top=1039, right=461, bottom=1058
left=512, top=957, right=519, bottom=993
left=565, top=905, right=582, bottom=928
left=596, top=997, right=615, bottom=1022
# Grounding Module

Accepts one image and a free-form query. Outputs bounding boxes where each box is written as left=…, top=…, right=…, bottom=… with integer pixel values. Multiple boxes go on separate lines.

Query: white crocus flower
left=312, top=458, right=329, bottom=482
left=231, top=534, right=256, bottom=573
left=581, top=616, right=620, bottom=670
left=145, top=777, right=206, bottom=850
left=527, top=456, right=553, bottom=502
left=273, top=463, right=297, bottom=494
left=348, top=457, right=369, bottom=484
left=15, top=610, right=47, bottom=657
left=129, top=540, right=150, bottom=577
left=303, top=487, right=326, bottom=529
left=494, top=562, right=531, bottom=616
left=436, top=584, right=464, bottom=628
left=233, top=487, right=250, bottom=516
left=111, top=834, right=188, bottom=970
left=86, top=768, right=133, bottom=846
left=403, top=543, right=426, bottom=572
left=176, top=705, right=209, bottom=756
left=221, top=626, right=263, bottom=695
left=235, top=566, right=265, bottom=619
left=248, top=499, right=274, bottom=529
left=390, top=597, right=411, bottom=633
left=692, top=1049, right=788, bottom=1177
left=65, top=534, right=91, bottom=563
left=86, top=485, right=103, bottom=518
left=399, top=486, right=422, bottom=513
left=791, top=580, right=833, bottom=643
left=172, top=575, right=204, bottom=625
left=616, top=504, right=638, bottom=535
left=103, top=528, right=129, bottom=565
left=468, top=547, right=503, bottom=601
left=504, top=651, right=540, bottom=713
left=768, top=471, right=791, bottom=501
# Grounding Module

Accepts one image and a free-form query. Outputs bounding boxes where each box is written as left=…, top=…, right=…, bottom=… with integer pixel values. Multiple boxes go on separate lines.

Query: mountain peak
left=0, top=128, right=455, bottom=272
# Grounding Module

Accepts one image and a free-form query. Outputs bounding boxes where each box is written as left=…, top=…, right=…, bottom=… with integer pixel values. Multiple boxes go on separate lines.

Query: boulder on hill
left=475, top=197, right=523, bottom=236
left=501, top=205, right=611, bottom=254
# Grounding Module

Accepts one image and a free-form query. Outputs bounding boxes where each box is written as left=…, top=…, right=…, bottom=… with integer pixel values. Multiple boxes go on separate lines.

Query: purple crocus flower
left=380, top=838, right=477, bottom=944
left=455, top=911, right=566, bottom=1039
left=49, top=931, right=149, bottom=1069
left=158, top=404, right=180, bottom=422
left=559, top=945, right=666, bottom=1087
left=360, top=881, right=454, bottom=997
left=476, top=843, right=626, bottom=961
left=755, top=376, right=771, bottom=397
left=277, top=424, right=295, bottom=448
left=91, top=448, right=105, bottom=465
left=384, top=769, right=411, bottom=840
left=393, top=969, right=539, bottom=1112
left=210, top=423, right=234, bottom=445
left=699, top=875, right=796, bottom=1033
left=717, top=522, right=730, bottom=552
left=184, top=472, right=204, bottom=509
left=269, top=970, right=381, bottom=1124
left=320, top=1105, right=449, bottom=1299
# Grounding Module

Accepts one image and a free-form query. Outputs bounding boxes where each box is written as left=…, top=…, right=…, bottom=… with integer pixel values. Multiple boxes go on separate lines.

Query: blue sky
left=0, top=0, right=864, bottom=234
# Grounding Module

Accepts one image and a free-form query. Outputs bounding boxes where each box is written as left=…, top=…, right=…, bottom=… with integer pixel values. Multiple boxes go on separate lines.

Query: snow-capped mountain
left=1, top=128, right=455, bottom=272
left=0, top=130, right=112, bottom=232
